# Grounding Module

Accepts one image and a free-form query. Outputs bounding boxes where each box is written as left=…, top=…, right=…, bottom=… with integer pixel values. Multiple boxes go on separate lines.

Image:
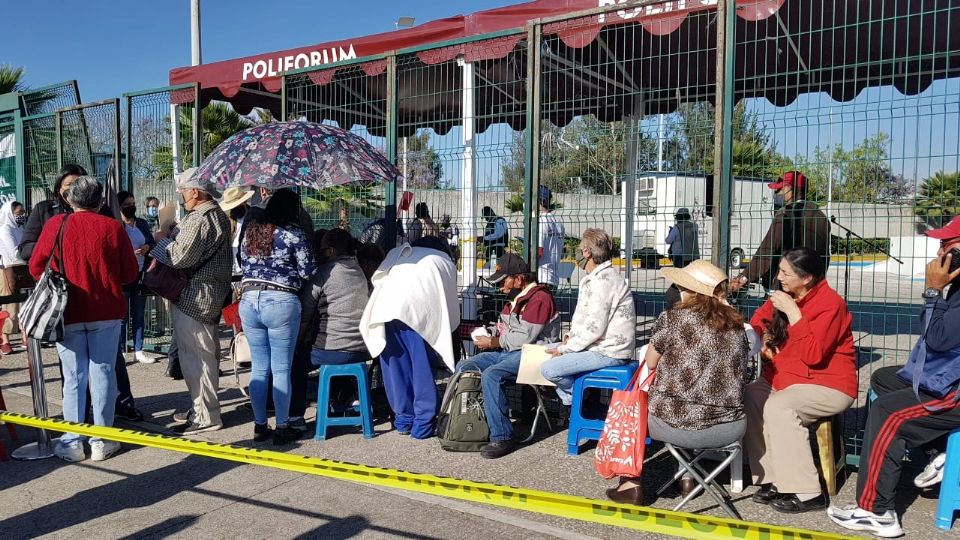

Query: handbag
left=230, top=331, right=251, bottom=397
left=594, top=363, right=656, bottom=479
left=141, top=259, right=191, bottom=303
left=18, top=217, right=70, bottom=342
left=897, top=303, right=960, bottom=410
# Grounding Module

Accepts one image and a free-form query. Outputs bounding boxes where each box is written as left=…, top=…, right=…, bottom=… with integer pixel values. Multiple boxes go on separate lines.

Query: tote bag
left=19, top=217, right=70, bottom=342
left=595, top=363, right=656, bottom=479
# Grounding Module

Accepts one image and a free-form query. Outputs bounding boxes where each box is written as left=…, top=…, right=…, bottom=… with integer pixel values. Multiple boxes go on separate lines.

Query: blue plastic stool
left=567, top=363, right=638, bottom=455
left=314, top=362, right=375, bottom=440
left=935, top=427, right=960, bottom=531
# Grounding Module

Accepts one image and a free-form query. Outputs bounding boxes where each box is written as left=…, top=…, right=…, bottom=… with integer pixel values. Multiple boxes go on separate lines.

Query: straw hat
left=660, top=259, right=729, bottom=298
left=219, top=187, right=255, bottom=212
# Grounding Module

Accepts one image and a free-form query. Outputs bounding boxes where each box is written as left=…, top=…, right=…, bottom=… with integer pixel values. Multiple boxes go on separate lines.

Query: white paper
left=470, top=326, right=491, bottom=341
left=516, top=344, right=556, bottom=386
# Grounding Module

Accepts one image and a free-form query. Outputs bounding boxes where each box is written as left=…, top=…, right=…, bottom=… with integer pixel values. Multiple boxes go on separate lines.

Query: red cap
left=768, top=171, right=807, bottom=191
left=924, top=216, right=960, bottom=240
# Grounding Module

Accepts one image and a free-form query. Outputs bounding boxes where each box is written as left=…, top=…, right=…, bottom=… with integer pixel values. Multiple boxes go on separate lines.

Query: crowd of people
left=1, top=165, right=957, bottom=537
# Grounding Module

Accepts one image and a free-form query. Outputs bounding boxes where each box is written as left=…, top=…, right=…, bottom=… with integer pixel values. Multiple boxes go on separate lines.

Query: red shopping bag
left=222, top=301, right=242, bottom=333
left=594, top=365, right=656, bottom=479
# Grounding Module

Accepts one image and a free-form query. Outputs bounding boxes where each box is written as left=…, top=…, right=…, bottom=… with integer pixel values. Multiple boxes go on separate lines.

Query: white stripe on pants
left=173, top=305, right=221, bottom=426
left=744, top=378, right=853, bottom=494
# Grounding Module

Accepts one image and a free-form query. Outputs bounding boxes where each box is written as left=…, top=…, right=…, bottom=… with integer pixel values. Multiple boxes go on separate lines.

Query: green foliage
left=794, top=132, right=911, bottom=204
left=914, top=171, right=960, bottom=228
left=402, top=130, right=443, bottom=188
left=0, top=65, right=25, bottom=94
left=503, top=193, right=563, bottom=214
left=302, top=185, right=383, bottom=232
left=831, top=236, right=890, bottom=256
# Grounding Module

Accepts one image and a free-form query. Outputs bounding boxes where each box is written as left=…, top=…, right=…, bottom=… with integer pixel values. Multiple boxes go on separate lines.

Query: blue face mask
left=146, top=206, right=159, bottom=217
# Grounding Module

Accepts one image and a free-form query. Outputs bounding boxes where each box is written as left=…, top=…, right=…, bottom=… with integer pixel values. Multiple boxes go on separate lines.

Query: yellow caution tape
left=0, top=412, right=856, bottom=540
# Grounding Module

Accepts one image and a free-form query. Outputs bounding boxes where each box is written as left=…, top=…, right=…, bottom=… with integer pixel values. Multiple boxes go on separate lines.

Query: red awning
left=169, top=0, right=783, bottom=109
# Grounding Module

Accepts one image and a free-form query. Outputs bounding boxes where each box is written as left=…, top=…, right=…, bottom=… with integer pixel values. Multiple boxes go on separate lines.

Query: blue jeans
left=122, top=290, right=146, bottom=352
left=540, top=350, right=628, bottom=405
left=311, top=349, right=369, bottom=366
left=57, top=320, right=122, bottom=444
left=457, top=350, right=522, bottom=442
left=240, top=290, right=301, bottom=426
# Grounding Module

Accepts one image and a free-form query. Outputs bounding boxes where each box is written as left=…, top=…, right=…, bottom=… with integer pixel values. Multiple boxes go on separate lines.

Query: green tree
left=150, top=102, right=256, bottom=179
left=915, top=171, right=960, bottom=228
left=0, top=65, right=25, bottom=94
left=794, top=132, right=908, bottom=204
left=402, top=130, right=443, bottom=188
left=302, top=185, right=383, bottom=232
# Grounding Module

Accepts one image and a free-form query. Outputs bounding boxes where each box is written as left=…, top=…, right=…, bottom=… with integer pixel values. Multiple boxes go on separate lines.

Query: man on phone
left=828, top=216, right=960, bottom=538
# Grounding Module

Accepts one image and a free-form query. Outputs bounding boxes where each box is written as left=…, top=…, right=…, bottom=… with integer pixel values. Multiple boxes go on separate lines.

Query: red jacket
left=30, top=211, right=139, bottom=325
left=750, top=280, right=858, bottom=398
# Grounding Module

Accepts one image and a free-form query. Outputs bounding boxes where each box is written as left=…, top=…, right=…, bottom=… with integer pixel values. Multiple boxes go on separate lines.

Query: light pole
left=395, top=17, right=415, bottom=212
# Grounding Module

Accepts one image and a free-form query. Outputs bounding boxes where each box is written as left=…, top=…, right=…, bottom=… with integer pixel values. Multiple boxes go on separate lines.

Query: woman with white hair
left=29, top=176, right=139, bottom=463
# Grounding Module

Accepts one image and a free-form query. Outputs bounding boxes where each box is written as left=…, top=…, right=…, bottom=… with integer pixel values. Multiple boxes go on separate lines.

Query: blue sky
left=5, top=0, right=512, bottom=101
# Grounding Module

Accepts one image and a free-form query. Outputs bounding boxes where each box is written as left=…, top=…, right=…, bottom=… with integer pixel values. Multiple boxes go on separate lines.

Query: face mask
left=121, top=206, right=137, bottom=219
left=576, top=250, right=589, bottom=270
left=14, top=214, right=26, bottom=227
left=773, top=194, right=786, bottom=210
left=146, top=207, right=159, bottom=218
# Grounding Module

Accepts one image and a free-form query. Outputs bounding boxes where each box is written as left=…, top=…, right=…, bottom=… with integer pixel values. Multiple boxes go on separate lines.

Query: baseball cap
left=924, top=216, right=960, bottom=240
left=488, top=253, right=531, bottom=284
left=768, top=171, right=807, bottom=191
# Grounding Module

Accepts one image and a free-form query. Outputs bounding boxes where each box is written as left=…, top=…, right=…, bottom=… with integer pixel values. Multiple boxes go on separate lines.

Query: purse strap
left=45, top=215, right=70, bottom=280
left=911, top=303, right=960, bottom=411
left=626, top=360, right=656, bottom=393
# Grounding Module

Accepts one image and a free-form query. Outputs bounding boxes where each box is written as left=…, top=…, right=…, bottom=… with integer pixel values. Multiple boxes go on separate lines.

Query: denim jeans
left=124, top=289, right=147, bottom=352
left=240, top=290, right=301, bottom=426
left=57, top=320, right=122, bottom=445
left=540, top=350, right=628, bottom=405
left=457, top=350, right=522, bottom=442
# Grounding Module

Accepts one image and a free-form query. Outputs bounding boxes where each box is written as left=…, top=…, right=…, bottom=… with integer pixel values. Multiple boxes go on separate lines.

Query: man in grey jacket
left=457, top=253, right=560, bottom=458
left=154, top=168, right=232, bottom=435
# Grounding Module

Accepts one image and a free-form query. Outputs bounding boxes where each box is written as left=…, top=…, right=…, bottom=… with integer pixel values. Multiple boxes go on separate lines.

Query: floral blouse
left=648, top=308, right=750, bottom=431
left=240, top=225, right=317, bottom=291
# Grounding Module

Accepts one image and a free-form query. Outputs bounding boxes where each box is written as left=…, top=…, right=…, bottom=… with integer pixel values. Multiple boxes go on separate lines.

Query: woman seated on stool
left=606, top=260, right=749, bottom=505
left=745, top=247, right=856, bottom=513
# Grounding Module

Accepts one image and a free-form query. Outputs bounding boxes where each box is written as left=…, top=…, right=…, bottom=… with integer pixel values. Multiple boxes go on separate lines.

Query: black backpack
left=437, top=371, right=490, bottom=452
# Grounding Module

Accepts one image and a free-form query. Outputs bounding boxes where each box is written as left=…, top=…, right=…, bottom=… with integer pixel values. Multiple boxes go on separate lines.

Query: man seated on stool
left=457, top=253, right=560, bottom=459
left=540, top=228, right=636, bottom=407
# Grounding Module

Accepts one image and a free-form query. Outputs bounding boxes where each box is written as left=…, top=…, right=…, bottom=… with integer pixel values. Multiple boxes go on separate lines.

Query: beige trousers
left=173, top=306, right=221, bottom=426
left=744, top=378, right=853, bottom=494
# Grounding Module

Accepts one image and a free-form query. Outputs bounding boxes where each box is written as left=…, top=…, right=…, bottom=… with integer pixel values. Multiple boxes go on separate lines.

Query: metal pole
left=657, top=114, right=664, bottom=172
left=459, top=56, right=478, bottom=320
left=524, top=22, right=543, bottom=269
left=384, top=55, right=398, bottom=249
left=11, top=338, right=55, bottom=460
left=710, top=0, right=736, bottom=271
left=623, top=95, right=643, bottom=284
left=190, top=0, right=202, bottom=66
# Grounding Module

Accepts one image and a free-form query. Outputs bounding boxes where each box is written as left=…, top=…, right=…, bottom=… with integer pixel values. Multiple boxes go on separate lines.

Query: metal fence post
left=711, top=0, right=736, bottom=271
left=11, top=338, right=55, bottom=460
left=524, top=21, right=543, bottom=268
left=384, top=54, right=398, bottom=250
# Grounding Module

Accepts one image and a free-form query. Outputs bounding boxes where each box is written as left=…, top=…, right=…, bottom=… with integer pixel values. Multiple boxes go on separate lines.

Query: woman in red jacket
left=30, top=176, right=139, bottom=464
left=745, top=247, right=856, bottom=514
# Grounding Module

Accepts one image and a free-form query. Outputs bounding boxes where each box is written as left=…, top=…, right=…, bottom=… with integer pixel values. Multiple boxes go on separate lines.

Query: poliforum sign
left=241, top=44, right=358, bottom=81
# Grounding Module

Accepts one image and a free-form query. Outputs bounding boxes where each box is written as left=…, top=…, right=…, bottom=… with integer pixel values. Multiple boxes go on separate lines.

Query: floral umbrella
left=195, top=120, right=400, bottom=189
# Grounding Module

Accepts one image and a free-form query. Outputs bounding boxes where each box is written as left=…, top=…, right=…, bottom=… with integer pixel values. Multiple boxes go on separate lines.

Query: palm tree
left=202, top=102, right=255, bottom=155
left=302, top=185, right=384, bottom=232
left=0, top=65, right=25, bottom=94
left=915, top=171, right=960, bottom=229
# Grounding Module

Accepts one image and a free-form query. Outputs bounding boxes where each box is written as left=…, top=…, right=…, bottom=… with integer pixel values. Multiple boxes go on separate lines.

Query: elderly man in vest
left=154, top=168, right=232, bottom=435
left=458, top=253, right=561, bottom=458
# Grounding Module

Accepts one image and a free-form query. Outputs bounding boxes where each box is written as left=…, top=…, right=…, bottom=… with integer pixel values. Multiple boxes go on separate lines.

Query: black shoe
left=116, top=406, right=144, bottom=422
left=172, top=421, right=222, bottom=436
left=751, top=484, right=781, bottom=505
left=273, top=425, right=301, bottom=445
left=770, top=493, right=828, bottom=514
left=253, top=422, right=272, bottom=442
left=480, top=441, right=517, bottom=459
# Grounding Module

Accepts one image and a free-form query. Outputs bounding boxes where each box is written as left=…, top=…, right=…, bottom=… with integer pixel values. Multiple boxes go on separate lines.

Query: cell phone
left=944, top=248, right=960, bottom=273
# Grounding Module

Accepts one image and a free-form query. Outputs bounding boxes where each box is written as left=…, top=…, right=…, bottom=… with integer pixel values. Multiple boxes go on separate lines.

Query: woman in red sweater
left=30, top=176, right=139, bottom=464
left=744, top=247, right=856, bottom=514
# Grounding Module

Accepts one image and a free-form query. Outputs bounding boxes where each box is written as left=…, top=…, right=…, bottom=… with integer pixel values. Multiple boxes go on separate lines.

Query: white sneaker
left=90, top=439, right=121, bottom=461
left=914, top=452, right=946, bottom=488
left=54, top=440, right=85, bottom=462
left=827, top=505, right=904, bottom=538
left=135, top=351, right=157, bottom=364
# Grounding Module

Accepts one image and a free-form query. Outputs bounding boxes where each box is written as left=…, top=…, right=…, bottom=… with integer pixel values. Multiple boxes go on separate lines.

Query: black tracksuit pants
left=856, top=366, right=960, bottom=513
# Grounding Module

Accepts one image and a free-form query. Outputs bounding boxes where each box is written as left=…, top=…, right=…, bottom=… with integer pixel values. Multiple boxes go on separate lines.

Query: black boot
left=165, top=354, right=183, bottom=380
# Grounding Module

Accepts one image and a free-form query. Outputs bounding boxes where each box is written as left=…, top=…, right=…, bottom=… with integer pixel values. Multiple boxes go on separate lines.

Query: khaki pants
left=744, top=378, right=853, bottom=494
left=2, top=301, right=19, bottom=335
left=173, top=306, right=221, bottom=426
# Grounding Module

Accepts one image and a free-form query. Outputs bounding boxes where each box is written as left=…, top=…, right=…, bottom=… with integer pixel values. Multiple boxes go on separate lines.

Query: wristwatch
left=922, top=287, right=942, bottom=300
